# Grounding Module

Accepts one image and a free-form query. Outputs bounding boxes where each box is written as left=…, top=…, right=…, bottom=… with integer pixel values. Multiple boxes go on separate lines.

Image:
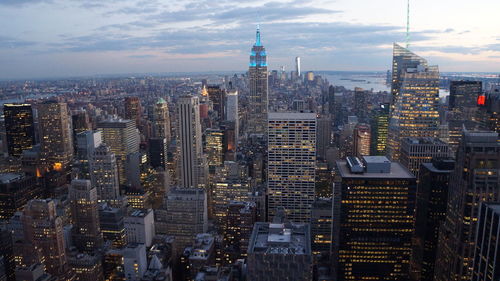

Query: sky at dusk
left=0, top=0, right=499, bottom=79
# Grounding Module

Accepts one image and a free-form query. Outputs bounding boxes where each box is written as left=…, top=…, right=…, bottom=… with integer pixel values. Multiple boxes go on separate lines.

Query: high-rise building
left=161, top=188, right=207, bottom=253
left=71, top=110, right=91, bottom=152
left=76, top=130, right=102, bottom=178
left=0, top=173, right=40, bottom=221
left=316, top=116, right=332, bottom=160
left=353, top=88, right=368, bottom=122
left=434, top=131, right=500, bottom=281
left=221, top=121, right=237, bottom=161
left=0, top=226, right=15, bottom=281
left=124, top=209, right=155, bottom=247
left=68, top=251, right=104, bottom=281
left=97, top=118, right=140, bottom=185
left=370, top=103, right=390, bottom=156
left=410, top=158, right=454, bottom=281
left=19, top=199, right=72, bottom=279
left=90, top=144, right=121, bottom=206
left=124, top=96, right=142, bottom=126
left=449, top=81, right=482, bottom=113
left=69, top=179, right=103, bottom=253
left=205, top=128, right=224, bottom=174
left=268, top=112, right=316, bottom=222
left=224, top=201, right=256, bottom=263
left=207, top=85, right=226, bottom=120
left=247, top=222, right=313, bottom=280
left=352, top=123, right=371, bottom=157
left=123, top=243, right=147, bottom=280
left=37, top=100, right=73, bottom=170
left=148, top=138, right=167, bottom=169
left=387, top=44, right=440, bottom=161
left=310, top=198, right=333, bottom=255
left=248, top=26, right=268, bottom=135
left=4, top=103, right=35, bottom=157
left=335, top=156, right=416, bottom=280
left=295, top=56, right=301, bottom=78
left=471, top=202, right=500, bottom=281
left=99, top=203, right=126, bottom=248
left=400, top=137, right=449, bottom=179
left=152, top=98, right=171, bottom=143
left=225, top=89, right=239, bottom=141
left=178, top=95, right=204, bottom=188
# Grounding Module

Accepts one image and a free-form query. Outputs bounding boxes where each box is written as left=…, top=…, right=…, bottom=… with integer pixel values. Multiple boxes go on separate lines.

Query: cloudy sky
left=0, top=0, right=499, bottom=79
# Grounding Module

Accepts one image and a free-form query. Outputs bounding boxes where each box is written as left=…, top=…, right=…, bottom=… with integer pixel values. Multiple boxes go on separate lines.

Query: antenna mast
left=406, top=0, right=410, bottom=49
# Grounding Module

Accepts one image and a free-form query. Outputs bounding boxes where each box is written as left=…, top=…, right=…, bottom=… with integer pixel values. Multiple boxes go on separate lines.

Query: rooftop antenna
left=406, top=0, right=410, bottom=49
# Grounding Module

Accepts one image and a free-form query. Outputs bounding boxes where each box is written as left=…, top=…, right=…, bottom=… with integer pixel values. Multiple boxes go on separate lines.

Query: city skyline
left=1, top=0, right=499, bottom=79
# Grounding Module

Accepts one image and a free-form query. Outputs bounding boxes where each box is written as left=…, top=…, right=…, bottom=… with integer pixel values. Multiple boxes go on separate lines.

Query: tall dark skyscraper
left=207, top=85, right=226, bottom=121
left=335, top=156, right=416, bottom=281
left=248, top=26, right=268, bottom=135
left=370, top=103, right=390, bottom=155
left=410, top=158, right=454, bottom=281
left=434, top=131, right=500, bottom=281
left=449, top=81, right=482, bottom=111
left=3, top=103, right=35, bottom=157
left=471, top=202, right=500, bottom=281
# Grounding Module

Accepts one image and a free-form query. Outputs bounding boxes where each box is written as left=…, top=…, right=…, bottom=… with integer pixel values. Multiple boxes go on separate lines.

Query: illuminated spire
left=255, top=25, right=262, bottom=46
left=201, top=85, right=208, bottom=97
left=406, top=0, right=410, bottom=49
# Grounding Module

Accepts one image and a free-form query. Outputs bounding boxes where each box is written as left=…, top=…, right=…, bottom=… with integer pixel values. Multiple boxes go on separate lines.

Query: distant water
left=320, top=72, right=390, bottom=92
left=0, top=94, right=56, bottom=106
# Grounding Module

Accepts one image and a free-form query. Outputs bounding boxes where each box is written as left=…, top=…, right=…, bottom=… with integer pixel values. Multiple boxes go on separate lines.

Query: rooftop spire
left=255, top=25, right=262, bottom=46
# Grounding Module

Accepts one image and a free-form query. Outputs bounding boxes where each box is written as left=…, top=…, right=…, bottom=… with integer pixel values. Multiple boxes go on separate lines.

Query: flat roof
left=336, top=161, right=414, bottom=179
left=362, top=156, right=390, bottom=164
left=485, top=203, right=500, bottom=214
left=268, top=112, right=316, bottom=120
left=0, top=173, right=23, bottom=184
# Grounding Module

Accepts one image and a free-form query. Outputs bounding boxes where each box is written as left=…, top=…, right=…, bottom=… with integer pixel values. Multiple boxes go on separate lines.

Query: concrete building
left=0, top=173, right=40, bottom=221
left=123, top=243, right=148, bottom=281
left=247, top=222, right=312, bottom=281
left=124, top=209, right=155, bottom=247
left=90, top=144, right=121, bottom=206
left=400, top=137, right=449, bottom=179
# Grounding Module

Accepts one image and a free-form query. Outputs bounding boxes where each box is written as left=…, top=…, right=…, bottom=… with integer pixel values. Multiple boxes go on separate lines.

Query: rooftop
left=248, top=222, right=311, bottom=255
left=337, top=160, right=414, bottom=179
left=268, top=112, right=316, bottom=120
left=0, top=173, right=23, bottom=184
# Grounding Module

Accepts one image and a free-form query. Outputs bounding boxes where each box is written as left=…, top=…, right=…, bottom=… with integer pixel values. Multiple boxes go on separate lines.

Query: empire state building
left=248, top=26, right=268, bottom=135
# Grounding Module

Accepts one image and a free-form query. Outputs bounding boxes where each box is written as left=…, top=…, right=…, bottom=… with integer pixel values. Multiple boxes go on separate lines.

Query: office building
left=400, top=137, right=449, bottom=179
left=387, top=44, right=440, bottom=161
left=295, top=56, right=301, bottom=77
left=0, top=173, right=40, bottom=221
left=152, top=98, right=171, bottom=143
left=76, top=130, right=102, bottom=178
left=90, top=144, right=121, bottom=206
left=68, top=252, right=104, bottom=281
left=310, top=198, right=333, bottom=255
left=99, top=203, right=126, bottom=248
left=185, top=234, right=215, bottom=279
left=148, top=138, right=167, bottom=169
left=3, top=103, right=35, bottom=157
left=335, top=156, right=416, bottom=280
left=124, top=209, right=155, bottom=247
left=224, top=201, right=257, bottom=262
left=123, top=243, right=147, bottom=281
left=97, top=118, right=140, bottom=185
left=205, top=128, right=224, bottom=174
left=207, top=85, right=226, bottom=120
left=0, top=226, right=15, bottom=281
left=221, top=121, right=237, bottom=161
left=178, top=95, right=205, bottom=188
left=225, top=89, right=239, bottom=143
left=370, top=103, right=390, bottom=156
left=410, top=158, right=454, bottom=281
left=161, top=188, right=207, bottom=253
left=248, top=26, right=268, bottom=135
left=353, top=88, right=368, bottom=122
left=19, top=199, right=72, bottom=279
left=449, top=81, right=482, bottom=114
left=352, top=123, right=371, bottom=157
left=316, top=116, right=332, bottom=160
left=124, top=96, right=142, bottom=126
left=471, top=203, right=500, bottom=281
left=434, top=131, right=500, bottom=281
left=247, top=222, right=312, bottom=281
left=37, top=100, right=73, bottom=170
left=268, top=112, right=316, bottom=222
left=69, top=179, right=103, bottom=253
left=15, top=263, right=56, bottom=281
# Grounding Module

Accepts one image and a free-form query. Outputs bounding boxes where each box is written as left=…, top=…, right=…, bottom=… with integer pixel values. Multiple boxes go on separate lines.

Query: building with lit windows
left=205, top=128, right=224, bottom=174
left=387, top=43, right=440, bottom=161
left=69, top=179, right=103, bottom=253
left=68, top=252, right=104, bottom=281
left=353, top=123, right=371, bottom=157
left=316, top=116, right=332, bottom=160
left=37, top=100, right=74, bottom=170
left=434, top=131, right=500, bottom=281
left=207, top=85, right=226, bottom=120
left=152, top=98, right=171, bottom=143
left=400, top=137, right=449, bottom=179
left=3, top=103, right=35, bottom=157
left=0, top=173, right=40, bottom=222
left=226, top=89, right=239, bottom=138
left=97, top=118, right=140, bottom=185
left=335, top=156, right=416, bottom=281
left=268, top=112, right=316, bottom=222
left=370, top=103, right=390, bottom=156
left=471, top=202, right=500, bottom=281
left=224, top=201, right=256, bottom=263
left=99, top=203, right=126, bottom=248
left=310, top=198, right=333, bottom=255
left=124, top=209, right=155, bottom=247
left=248, top=26, right=268, bottom=135
left=353, top=88, right=368, bottom=122
left=410, top=158, right=454, bottom=281
left=124, top=96, right=142, bottom=127
left=90, top=144, right=121, bottom=206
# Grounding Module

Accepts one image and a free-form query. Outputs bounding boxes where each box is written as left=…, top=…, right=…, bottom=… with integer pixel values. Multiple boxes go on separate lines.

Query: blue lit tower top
left=250, top=26, right=267, bottom=67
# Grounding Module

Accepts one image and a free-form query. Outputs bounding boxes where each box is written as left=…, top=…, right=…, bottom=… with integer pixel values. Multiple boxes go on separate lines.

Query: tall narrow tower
left=152, top=98, right=171, bottom=143
left=295, top=56, right=301, bottom=78
left=248, top=26, right=268, bottom=135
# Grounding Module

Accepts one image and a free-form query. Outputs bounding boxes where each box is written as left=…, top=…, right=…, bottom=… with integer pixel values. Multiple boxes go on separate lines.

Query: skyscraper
left=37, top=100, right=73, bottom=170
left=0, top=173, right=40, bottom=222
left=152, top=98, right=171, bottom=143
left=295, top=56, right=301, bottom=78
left=178, top=95, right=204, bottom=189
left=353, top=88, right=368, bottom=122
left=124, top=96, right=142, bottom=126
left=352, top=123, right=371, bottom=157
left=268, top=112, right=316, bottom=222
left=316, top=116, right=332, bottom=160
left=471, top=202, right=500, bottom=281
left=90, top=144, right=121, bottom=206
left=69, top=179, right=103, bottom=253
left=410, top=158, right=454, bottom=281
left=248, top=26, right=268, bottom=135
left=387, top=43, right=440, bottom=161
left=400, top=137, right=449, bottom=179
left=225, top=89, right=239, bottom=141
left=335, top=156, right=416, bottom=280
left=207, top=85, right=226, bottom=120
left=97, top=118, right=140, bottom=185
left=205, top=128, right=224, bottom=174
left=434, top=131, right=500, bottom=281
left=148, top=137, right=167, bottom=169
left=3, top=103, right=35, bottom=157
left=370, top=103, right=390, bottom=156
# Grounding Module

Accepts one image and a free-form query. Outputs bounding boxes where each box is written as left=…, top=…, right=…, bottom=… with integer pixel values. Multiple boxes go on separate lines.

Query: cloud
left=0, top=0, right=51, bottom=6
left=0, top=36, right=37, bottom=48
